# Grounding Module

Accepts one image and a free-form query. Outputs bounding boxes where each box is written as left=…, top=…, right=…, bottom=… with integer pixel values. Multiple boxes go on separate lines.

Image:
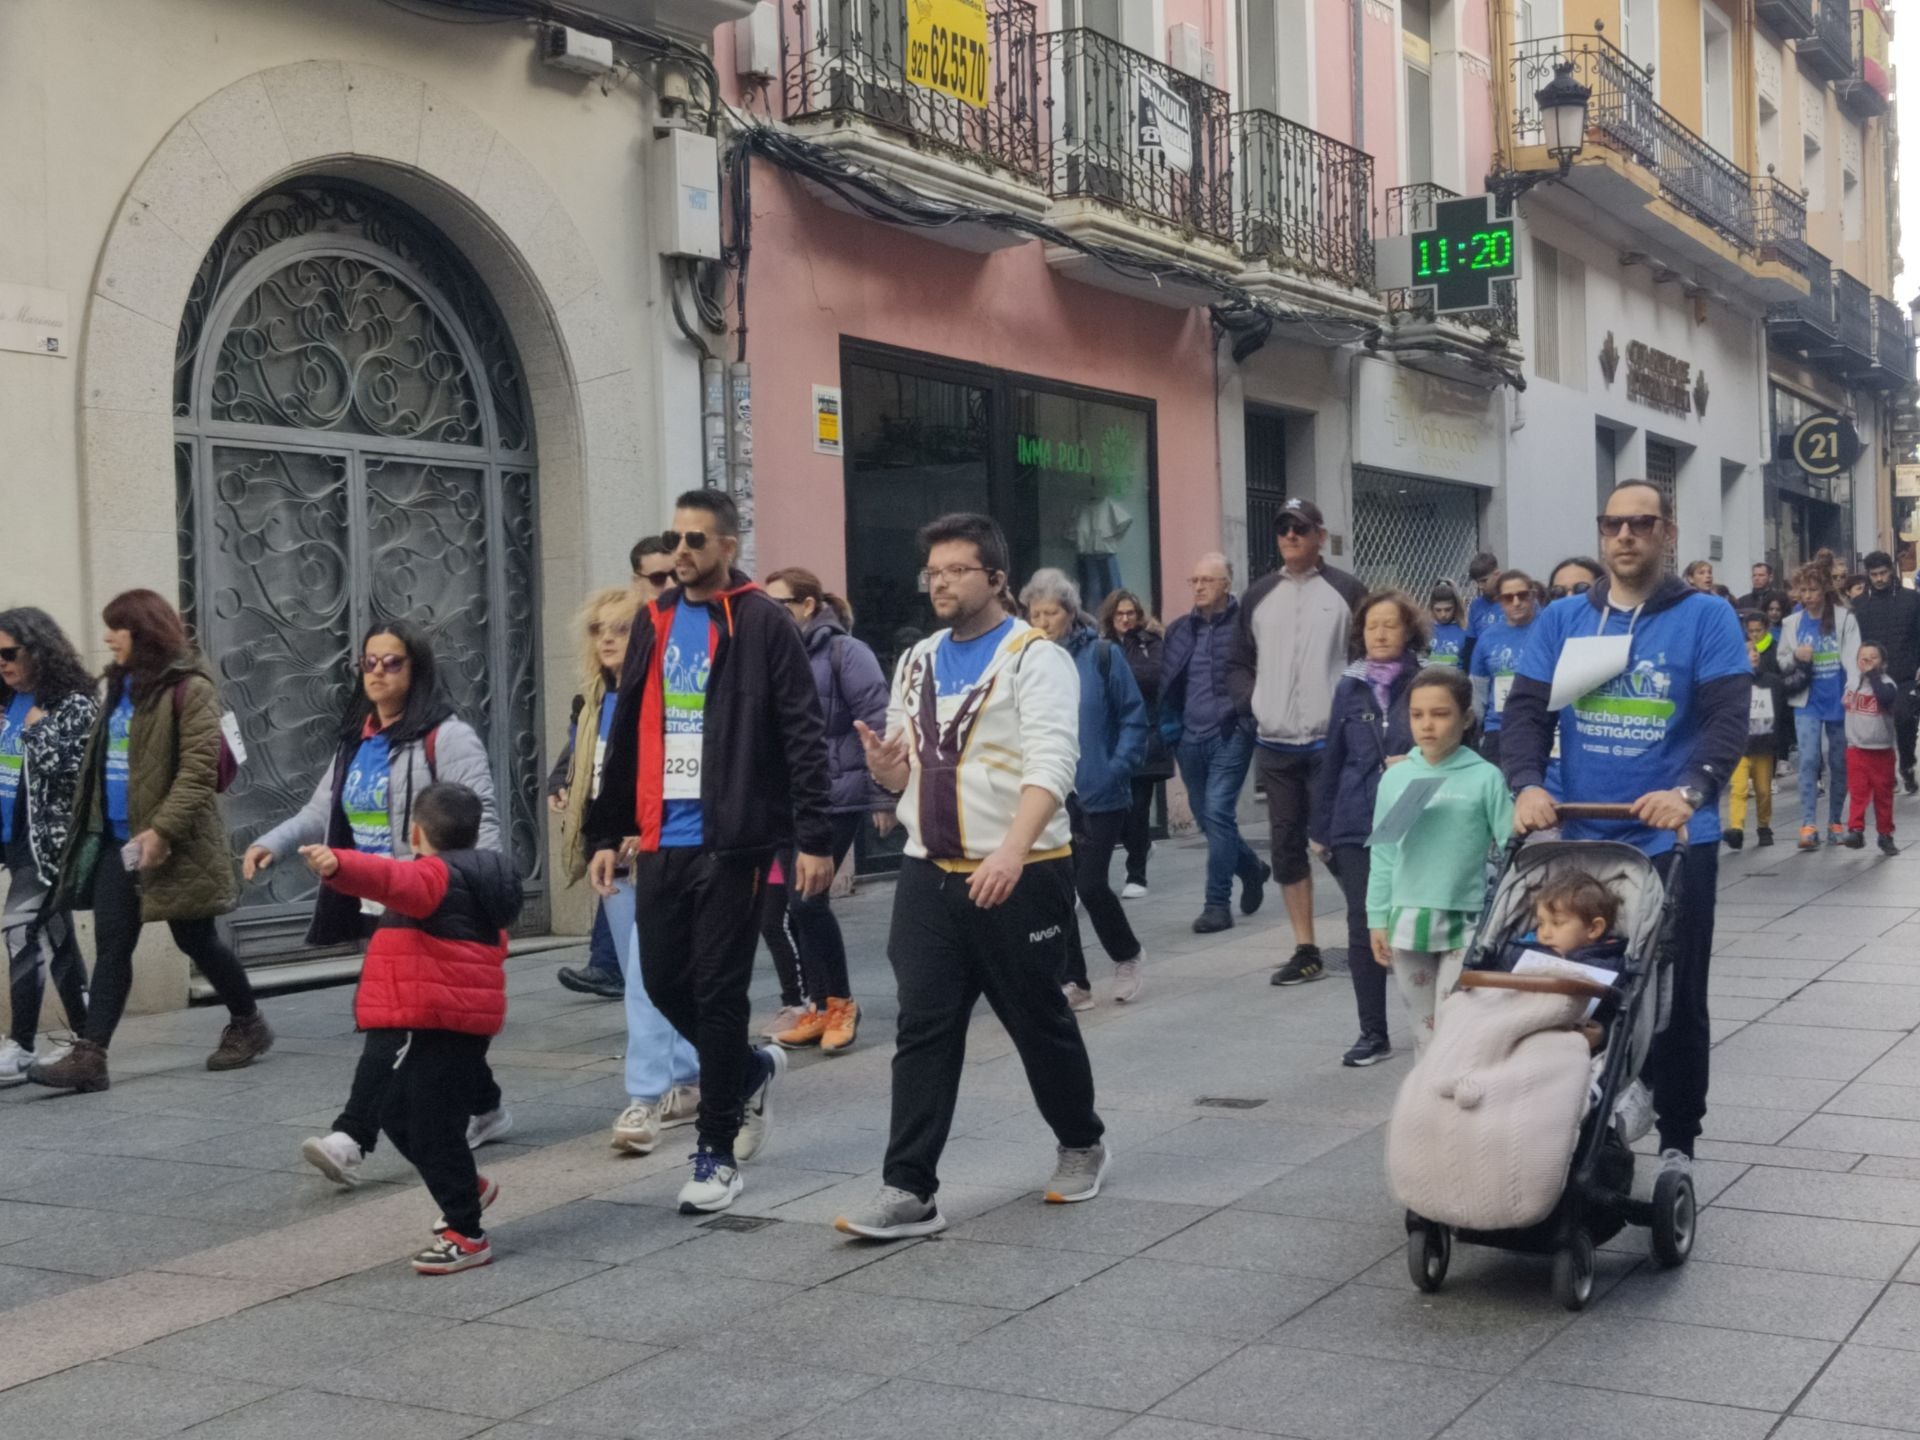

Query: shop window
left=1352, top=469, right=1480, bottom=593
left=1622, top=0, right=1658, bottom=94
left=1011, top=388, right=1153, bottom=612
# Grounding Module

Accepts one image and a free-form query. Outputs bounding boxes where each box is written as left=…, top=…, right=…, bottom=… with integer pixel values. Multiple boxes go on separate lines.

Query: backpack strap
left=424, top=724, right=439, bottom=781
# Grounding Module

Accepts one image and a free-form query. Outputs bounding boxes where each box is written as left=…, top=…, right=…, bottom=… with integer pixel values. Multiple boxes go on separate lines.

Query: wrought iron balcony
left=1800, top=0, right=1852, bottom=80
left=1753, top=175, right=1809, bottom=277
left=1868, top=294, right=1914, bottom=388
left=1511, top=34, right=1755, bottom=250
left=1382, top=183, right=1517, bottom=337
left=1835, top=10, right=1889, bottom=119
left=1755, top=0, right=1816, bottom=41
left=1832, top=270, right=1875, bottom=365
left=1768, top=247, right=1835, bottom=349
left=1230, top=109, right=1374, bottom=289
left=1037, top=28, right=1234, bottom=243
left=780, top=0, right=1042, bottom=179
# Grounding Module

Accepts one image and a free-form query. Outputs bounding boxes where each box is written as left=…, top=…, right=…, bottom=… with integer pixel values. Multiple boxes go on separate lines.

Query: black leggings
left=1063, top=799, right=1142, bottom=987
left=783, top=812, right=863, bottom=1003
left=1120, top=777, right=1157, bottom=886
left=759, top=878, right=803, bottom=1008
left=83, top=848, right=257, bottom=1048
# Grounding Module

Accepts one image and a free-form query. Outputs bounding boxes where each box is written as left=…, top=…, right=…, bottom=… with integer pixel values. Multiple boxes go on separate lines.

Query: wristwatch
left=1679, top=786, right=1707, bottom=812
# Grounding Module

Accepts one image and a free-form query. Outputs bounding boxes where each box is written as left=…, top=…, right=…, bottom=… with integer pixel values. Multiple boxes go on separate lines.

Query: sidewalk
left=3, top=796, right=1920, bottom=1438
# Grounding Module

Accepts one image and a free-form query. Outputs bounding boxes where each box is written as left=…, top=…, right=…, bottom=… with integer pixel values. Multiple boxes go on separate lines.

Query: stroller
left=1391, top=803, right=1696, bottom=1311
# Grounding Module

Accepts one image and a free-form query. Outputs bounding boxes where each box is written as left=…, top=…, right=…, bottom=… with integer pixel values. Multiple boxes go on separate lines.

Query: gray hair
left=1018, top=567, right=1083, bottom=615
left=1195, top=550, right=1233, bottom=584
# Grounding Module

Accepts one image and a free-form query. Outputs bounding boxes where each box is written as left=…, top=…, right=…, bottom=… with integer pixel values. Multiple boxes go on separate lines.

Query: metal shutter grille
left=1351, top=468, right=1482, bottom=594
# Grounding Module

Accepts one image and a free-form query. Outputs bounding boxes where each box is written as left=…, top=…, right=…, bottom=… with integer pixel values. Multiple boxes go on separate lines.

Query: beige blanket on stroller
left=1386, top=974, right=1594, bottom=1232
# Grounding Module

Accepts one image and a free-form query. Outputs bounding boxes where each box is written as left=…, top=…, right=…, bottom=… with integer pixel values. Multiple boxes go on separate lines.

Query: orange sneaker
left=821, top=997, right=860, bottom=1055
left=1798, top=826, right=1819, bottom=851
left=773, top=1006, right=828, bottom=1050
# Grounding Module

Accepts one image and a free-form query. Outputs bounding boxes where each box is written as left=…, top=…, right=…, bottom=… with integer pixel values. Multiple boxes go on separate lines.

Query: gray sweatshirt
left=1844, top=671, right=1899, bottom=750
left=1227, top=564, right=1368, bottom=747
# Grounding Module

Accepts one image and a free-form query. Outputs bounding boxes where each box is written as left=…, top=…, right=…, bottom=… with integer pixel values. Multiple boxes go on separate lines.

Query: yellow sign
left=908, top=0, right=989, bottom=110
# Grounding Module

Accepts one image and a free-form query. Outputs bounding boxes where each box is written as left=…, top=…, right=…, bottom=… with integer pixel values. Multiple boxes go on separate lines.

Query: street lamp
left=1536, top=60, right=1593, bottom=175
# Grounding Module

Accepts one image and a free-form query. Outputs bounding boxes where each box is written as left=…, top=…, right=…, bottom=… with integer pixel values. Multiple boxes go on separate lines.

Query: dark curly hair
left=0, top=608, right=96, bottom=707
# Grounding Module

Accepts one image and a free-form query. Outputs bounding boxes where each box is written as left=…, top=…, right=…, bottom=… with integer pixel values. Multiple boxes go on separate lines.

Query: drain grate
left=698, top=1214, right=777, bottom=1233
left=1194, top=1096, right=1268, bottom=1110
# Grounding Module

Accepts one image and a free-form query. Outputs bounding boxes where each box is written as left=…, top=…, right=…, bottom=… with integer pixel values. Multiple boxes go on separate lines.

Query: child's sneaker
left=1829, top=824, right=1847, bottom=846
left=301, top=1131, right=365, bottom=1188
left=1880, top=834, right=1900, bottom=856
left=412, top=1229, right=492, bottom=1274
left=431, top=1175, right=499, bottom=1231
left=1723, top=829, right=1743, bottom=851
left=1798, top=826, right=1819, bottom=851
left=1757, top=826, right=1775, bottom=847
left=1845, top=829, right=1867, bottom=849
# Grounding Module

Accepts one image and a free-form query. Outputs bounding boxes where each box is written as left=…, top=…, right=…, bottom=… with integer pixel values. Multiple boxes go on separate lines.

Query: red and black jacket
left=585, top=571, right=834, bottom=859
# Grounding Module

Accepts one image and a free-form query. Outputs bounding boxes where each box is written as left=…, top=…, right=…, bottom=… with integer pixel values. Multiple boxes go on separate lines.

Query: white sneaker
left=761, top=1005, right=807, bottom=1040
left=466, top=1105, right=513, bottom=1150
left=612, top=1100, right=663, bottom=1155
left=734, top=1046, right=785, bottom=1164
left=1063, top=983, right=1095, bottom=1012
left=678, top=1147, right=743, bottom=1214
left=0, top=1039, right=31, bottom=1087
left=301, top=1131, right=365, bottom=1188
left=661, top=1084, right=700, bottom=1130
left=1121, top=882, right=1149, bottom=900
left=1659, top=1147, right=1694, bottom=1179
left=1112, top=961, right=1143, bottom=1003
left=1613, top=1079, right=1656, bottom=1144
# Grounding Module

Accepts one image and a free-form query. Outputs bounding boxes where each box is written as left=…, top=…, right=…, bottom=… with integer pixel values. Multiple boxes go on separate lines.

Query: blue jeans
left=586, top=901, right=620, bottom=976
left=606, top=879, right=700, bottom=1104
left=1796, top=710, right=1847, bottom=828
left=1176, top=728, right=1264, bottom=910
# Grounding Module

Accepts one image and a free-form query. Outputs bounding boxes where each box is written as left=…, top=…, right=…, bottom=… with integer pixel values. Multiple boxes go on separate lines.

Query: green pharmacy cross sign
left=1407, top=195, right=1519, bottom=314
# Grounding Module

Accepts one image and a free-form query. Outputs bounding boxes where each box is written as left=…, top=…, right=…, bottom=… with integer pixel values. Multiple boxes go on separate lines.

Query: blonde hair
left=577, top=586, right=639, bottom=692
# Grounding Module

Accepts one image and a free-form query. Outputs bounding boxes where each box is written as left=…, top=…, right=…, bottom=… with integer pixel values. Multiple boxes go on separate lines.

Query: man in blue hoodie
left=1500, top=480, right=1748, bottom=1180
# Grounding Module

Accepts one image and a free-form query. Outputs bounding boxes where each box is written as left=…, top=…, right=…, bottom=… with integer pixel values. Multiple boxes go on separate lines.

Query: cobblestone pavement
left=4, top=803, right=1920, bottom=1438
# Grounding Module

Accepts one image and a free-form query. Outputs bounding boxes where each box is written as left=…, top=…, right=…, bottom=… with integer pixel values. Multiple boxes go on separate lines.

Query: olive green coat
left=56, top=655, right=239, bottom=922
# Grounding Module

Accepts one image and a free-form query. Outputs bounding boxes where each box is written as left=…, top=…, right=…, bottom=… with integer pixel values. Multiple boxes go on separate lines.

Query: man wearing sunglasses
left=1500, top=479, right=1749, bottom=1182
left=1468, top=569, right=1539, bottom=766
left=1227, top=498, right=1366, bottom=987
left=586, top=490, right=834, bottom=1216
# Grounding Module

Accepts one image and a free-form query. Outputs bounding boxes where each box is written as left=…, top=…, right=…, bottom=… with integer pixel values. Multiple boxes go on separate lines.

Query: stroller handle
left=1552, top=802, right=1638, bottom=821
left=1458, top=970, right=1622, bottom=1006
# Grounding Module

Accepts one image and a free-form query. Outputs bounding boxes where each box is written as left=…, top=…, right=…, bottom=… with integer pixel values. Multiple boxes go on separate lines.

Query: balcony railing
left=1383, top=183, right=1517, bottom=336
left=1755, top=0, right=1816, bottom=41
left=1873, top=295, right=1915, bottom=384
left=1835, top=270, right=1874, bottom=358
left=1835, top=10, right=1890, bottom=118
left=1754, top=176, right=1809, bottom=277
left=1801, top=0, right=1852, bottom=79
left=1037, top=28, right=1234, bottom=242
left=1230, top=109, right=1374, bottom=289
left=781, top=0, right=1042, bottom=179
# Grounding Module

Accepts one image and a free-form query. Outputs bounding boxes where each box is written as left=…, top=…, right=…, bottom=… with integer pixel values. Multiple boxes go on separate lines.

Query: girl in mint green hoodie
left=1366, top=667, right=1514, bottom=1053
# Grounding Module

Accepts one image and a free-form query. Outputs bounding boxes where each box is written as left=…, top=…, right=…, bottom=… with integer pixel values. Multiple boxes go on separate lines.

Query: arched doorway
left=174, top=180, right=545, bottom=956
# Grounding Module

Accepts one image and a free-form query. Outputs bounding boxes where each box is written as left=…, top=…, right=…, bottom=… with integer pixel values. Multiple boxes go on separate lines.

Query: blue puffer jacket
left=803, top=611, right=893, bottom=814
left=1310, top=655, right=1417, bottom=850
left=1064, top=626, right=1148, bottom=813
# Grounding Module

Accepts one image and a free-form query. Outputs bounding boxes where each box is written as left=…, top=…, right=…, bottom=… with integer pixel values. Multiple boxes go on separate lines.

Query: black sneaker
left=1756, top=827, right=1775, bottom=847
left=558, top=965, right=625, bottom=999
left=1845, top=829, right=1867, bottom=850
left=1881, top=834, right=1900, bottom=856
left=1240, top=862, right=1272, bottom=916
left=1271, top=944, right=1325, bottom=986
left=1723, top=829, right=1744, bottom=851
left=1341, top=1033, right=1391, bottom=1067
left=1192, top=907, right=1234, bottom=935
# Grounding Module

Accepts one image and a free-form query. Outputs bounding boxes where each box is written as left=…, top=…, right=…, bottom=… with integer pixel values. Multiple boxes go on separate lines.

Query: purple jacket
left=804, top=611, right=893, bottom=814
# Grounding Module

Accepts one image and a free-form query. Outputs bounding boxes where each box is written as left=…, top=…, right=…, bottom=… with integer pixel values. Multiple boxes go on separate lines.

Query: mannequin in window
left=1069, top=480, right=1132, bottom=610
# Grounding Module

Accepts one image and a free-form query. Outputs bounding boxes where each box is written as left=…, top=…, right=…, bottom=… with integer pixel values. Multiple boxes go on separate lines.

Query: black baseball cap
left=1275, top=498, right=1325, bottom=531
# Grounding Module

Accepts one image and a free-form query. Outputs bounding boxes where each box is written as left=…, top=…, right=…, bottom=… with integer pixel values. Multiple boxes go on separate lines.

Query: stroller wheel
left=1407, top=1223, right=1451, bottom=1293
left=1651, top=1168, right=1697, bottom=1268
left=1551, top=1232, right=1596, bottom=1312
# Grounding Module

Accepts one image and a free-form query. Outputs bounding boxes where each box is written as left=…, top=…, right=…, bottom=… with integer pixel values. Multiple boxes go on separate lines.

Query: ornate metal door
left=174, top=183, right=544, bottom=957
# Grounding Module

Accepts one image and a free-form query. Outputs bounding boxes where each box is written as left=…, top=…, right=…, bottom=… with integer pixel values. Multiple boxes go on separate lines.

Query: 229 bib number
left=908, top=23, right=987, bottom=107
left=663, top=733, right=702, bottom=800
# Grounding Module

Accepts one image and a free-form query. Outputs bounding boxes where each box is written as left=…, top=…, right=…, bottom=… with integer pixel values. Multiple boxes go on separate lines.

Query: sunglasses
left=636, top=570, right=673, bottom=589
left=359, top=654, right=409, bottom=675
left=1547, top=581, right=1593, bottom=599
left=1275, top=520, right=1315, bottom=538
left=1498, top=590, right=1534, bottom=603
left=1597, top=513, right=1662, bottom=537
left=0, top=647, right=18, bottom=663
left=662, top=530, right=711, bottom=551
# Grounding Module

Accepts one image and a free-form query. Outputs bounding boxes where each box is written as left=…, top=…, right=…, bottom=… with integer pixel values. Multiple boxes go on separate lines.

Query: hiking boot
left=760, top=1004, right=808, bottom=1041
left=1240, top=861, right=1272, bottom=916
left=1341, top=1032, right=1391, bottom=1068
left=1881, top=834, right=1901, bottom=857
left=1723, top=829, right=1743, bottom=851
left=1044, top=1142, right=1110, bottom=1203
left=27, top=1038, right=108, bottom=1093
left=1756, top=826, right=1775, bottom=847
left=772, top=1006, right=828, bottom=1051
left=557, top=964, right=624, bottom=1000
left=1798, top=826, right=1819, bottom=851
left=678, top=1145, right=742, bottom=1214
left=432, top=1175, right=500, bottom=1232
left=1112, top=961, right=1143, bottom=1004
left=1844, top=829, right=1867, bottom=850
left=1192, top=907, right=1233, bottom=935
left=834, top=1185, right=947, bottom=1240
left=412, top=1229, right=492, bottom=1275
left=1062, top=983, right=1095, bottom=1012
left=206, top=1011, right=273, bottom=1071
left=1271, top=944, right=1325, bottom=986
left=612, top=1099, right=665, bottom=1155
left=734, top=1046, right=784, bottom=1164
left=820, top=997, right=860, bottom=1055
left=301, top=1130, right=364, bottom=1187
left=466, top=1106, right=513, bottom=1149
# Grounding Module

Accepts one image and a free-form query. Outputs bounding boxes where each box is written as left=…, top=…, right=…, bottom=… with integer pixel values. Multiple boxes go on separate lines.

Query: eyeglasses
left=1596, top=513, right=1663, bottom=538
left=1547, top=581, right=1593, bottom=599
left=920, top=564, right=989, bottom=586
left=662, top=530, right=711, bottom=552
left=0, top=647, right=18, bottom=663
left=1498, top=590, right=1534, bottom=604
left=635, top=570, right=673, bottom=589
left=360, top=655, right=409, bottom=675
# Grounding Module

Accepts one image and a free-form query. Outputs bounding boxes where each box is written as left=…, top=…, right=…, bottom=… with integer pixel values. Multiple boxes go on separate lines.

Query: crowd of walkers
left=4, top=479, right=1915, bottom=1273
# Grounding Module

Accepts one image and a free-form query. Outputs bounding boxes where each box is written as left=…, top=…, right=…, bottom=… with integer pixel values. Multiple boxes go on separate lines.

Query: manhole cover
left=699, top=1214, right=776, bottom=1233
left=1194, top=1096, right=1268, bottom=1110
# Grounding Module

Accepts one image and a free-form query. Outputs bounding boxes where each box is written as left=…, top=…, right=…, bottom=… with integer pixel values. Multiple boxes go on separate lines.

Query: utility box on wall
left=651, top=129, right=723, bottom=260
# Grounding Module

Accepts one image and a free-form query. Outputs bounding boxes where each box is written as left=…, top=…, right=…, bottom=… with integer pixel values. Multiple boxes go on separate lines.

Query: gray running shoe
left=834, top=1186, right=948, bottom=1240
left=1044, top=1142, right=1110, bottom=1204
left=735, top=1045, right=785, bottom=1164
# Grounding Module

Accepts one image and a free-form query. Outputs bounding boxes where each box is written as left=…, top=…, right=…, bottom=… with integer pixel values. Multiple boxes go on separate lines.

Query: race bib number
left=1750, top=688, right=1775, bottom=732
left=1492, top=674, right=1515, bottom=715
left=663, top=732, right=701, bottom=800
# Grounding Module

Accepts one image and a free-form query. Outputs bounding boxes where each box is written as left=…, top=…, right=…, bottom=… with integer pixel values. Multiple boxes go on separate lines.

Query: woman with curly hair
left=0, top=608, right=98, bottom=1085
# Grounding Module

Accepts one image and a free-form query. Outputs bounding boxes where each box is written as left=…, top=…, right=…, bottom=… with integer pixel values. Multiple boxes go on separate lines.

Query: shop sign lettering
left=1625, top=341, right=1692, bottom=417
left=1016, top=432, right=1094, bottom=474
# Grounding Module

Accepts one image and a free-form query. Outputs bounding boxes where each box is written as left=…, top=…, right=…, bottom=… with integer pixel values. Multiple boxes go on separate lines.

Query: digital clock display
left=1405, top=197, right=1520, bottom=314
left=1412, top=229, right=1515, bottom=277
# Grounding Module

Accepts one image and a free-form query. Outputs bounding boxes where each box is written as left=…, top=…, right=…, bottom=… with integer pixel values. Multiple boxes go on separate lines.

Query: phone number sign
left=908, top=0, right=989, bottom=109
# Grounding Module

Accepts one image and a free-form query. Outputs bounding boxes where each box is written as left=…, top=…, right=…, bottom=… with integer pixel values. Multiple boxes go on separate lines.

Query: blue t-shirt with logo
left=1468, top=618, right=1533, bottom=732
left=934, top=617, right=1014, bottom=696
left=1468, top=594, right=1501, bottom=640
left=1428, top=622, right=1468, bottom=669
left=1800, top=616, right=1846, bottom=723
left=1518, top=592, right=1748, bottom=856
left=105, top=679, right=134, bottom=841
left=0, top=693, right=33, bottom=846
left=660, top=601, right=713, bottom=847
left=342, top=731, right=393, bottom=856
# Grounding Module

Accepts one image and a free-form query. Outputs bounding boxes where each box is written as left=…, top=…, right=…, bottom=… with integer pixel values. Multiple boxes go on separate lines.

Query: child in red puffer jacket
left=301, top=782, right=523, bottom=1275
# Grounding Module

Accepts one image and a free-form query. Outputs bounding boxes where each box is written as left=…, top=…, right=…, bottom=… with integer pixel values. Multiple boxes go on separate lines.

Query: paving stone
left=479, top=1198, right=700, bottom=1265
left=1772, top=1421, right=1920, bottom=1440
left=523, top=1348, right=881, bottom=1438
left=1850, top=1283, right=1920, bottom=1352
left=0, top=1206, right=257, bottom=1278
left=1769, top=985, right=1920, bottom=1032
left=684, top=1288, right=1008, bottom=1376
left=910, top=1308, right=1239, bottom=1411
left=1597, top=1258, right=1881, bottom=1340
left=781, top=1377, right=1127, bottom=1440
left=1151, top=1342, right=1493, bottom=1440
left=1435, top=1378, right=1778, bottom=1440
left=1715, top=1167, right=1920, bottom=1225
left=0, top=1151, right=259, bottom=1212
left=1797, top=1343, right=1920, bottom=1432
left=1036, top=1253, right=1331, bottom=1338
left=1520, top=1312, right=1833, bottom=1411
left=1092, top=1148, right=1298, bottom=1206
left=0, top=1261, right=93, bottom=1310
left=486, top=1262, right=797, bottom=1341
left=1266, top=1270, right=1579, bottom=1373
left=1142, top=1208, right=1405, bottom=1283
left=1137, top=1116, right=1366, bottom=1165
left=1821, top=1083, right=1920, bottom=1121
left=1788, top=1114, right=1920, bottom=1158
left=0, top=1358, right=275, bottom=1438
left=1711, top=1024, right=1896, bottom=1082
left=1716, top=933, right=1863, bottom=962
left=306, top=1254, right=610, bottom=1321
left=172, top=1389, right=489, bottom=1439
left=946, top=1195, right=1210, bottom=1256
left=766, top=1175, right=1023, bottom=1227
left=642, top=1214, right=921, bottom=1286
left=1682, top=1206, right=1920, bottom=1280
left=1779, top=906, right=1918, bottom=935
left=126, top=1298, right=459, bottom=1387
left=828, top=1236, right=1116, bottom=1310
left=1109, top=1422, right=1279, bottom=1440
left=1712, top=1075, right=1851, bottom=1112
left=592, top=1161, right=853, bottom=1210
